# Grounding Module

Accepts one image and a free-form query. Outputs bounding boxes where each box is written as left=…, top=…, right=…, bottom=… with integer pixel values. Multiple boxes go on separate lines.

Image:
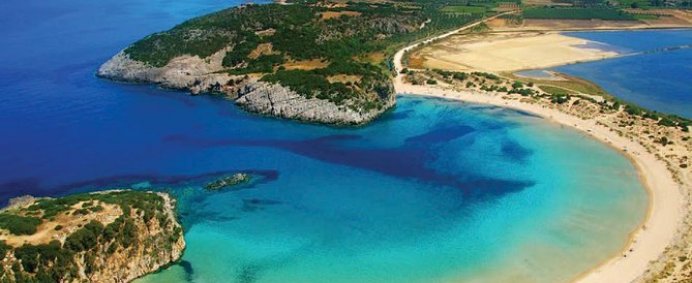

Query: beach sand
left=413, top=32, right=619, bottom=72
left=393, top=18, right=687, bottom=282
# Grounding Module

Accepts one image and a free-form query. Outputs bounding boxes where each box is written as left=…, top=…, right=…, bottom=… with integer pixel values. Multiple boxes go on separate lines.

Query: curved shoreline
left=397, top=85, right=682, bottom=282
left=393, top=19, right=685, bottom=283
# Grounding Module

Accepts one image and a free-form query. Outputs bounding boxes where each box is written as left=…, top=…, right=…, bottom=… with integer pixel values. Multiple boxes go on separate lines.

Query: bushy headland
left=0, top=191, right=184, bottom=283
left=98, top=0, right=486, bottom=125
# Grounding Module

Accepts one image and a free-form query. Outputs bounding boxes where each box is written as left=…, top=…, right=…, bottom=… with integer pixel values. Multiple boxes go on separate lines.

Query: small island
left=0, top=190, right=184, bottom=282
left=205, top=173, right=252, bottom=191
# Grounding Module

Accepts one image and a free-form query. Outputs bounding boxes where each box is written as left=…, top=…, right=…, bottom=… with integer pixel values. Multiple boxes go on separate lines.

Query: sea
left=0, top=0, right=649, bottom=282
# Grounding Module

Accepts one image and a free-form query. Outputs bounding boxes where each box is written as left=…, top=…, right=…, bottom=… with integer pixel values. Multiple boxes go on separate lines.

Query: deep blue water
left=556, top=30, right=692, bottom=118
left=0, top=1, right=647, bottom=282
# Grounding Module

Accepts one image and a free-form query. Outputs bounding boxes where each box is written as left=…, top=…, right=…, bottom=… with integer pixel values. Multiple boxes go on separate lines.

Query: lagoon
left=556, top=30, right=692, bottom=118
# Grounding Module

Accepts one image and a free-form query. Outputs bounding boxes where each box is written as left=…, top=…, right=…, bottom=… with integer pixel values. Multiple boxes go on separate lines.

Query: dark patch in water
left=0, top=169, right=279, bottom=207
left=511, top=109, right=542, bottom=119
left=380, top=109, right=413, bottom=121
left=242, top=198, right=283, bottom=212
left=405, top=125, right=474, bottom=144
left=165, top=130, right=534, bottom=201
left=501, top=140, right=532, bottom=162
left=177, top=260, right=194, bottom=282
left=237, top=264, right=261, bottom=283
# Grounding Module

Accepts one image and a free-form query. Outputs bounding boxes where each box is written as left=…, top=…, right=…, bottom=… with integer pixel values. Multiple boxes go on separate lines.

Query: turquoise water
left=135, top=97, right=646, bottom=283
left=556, top=30, right=692, bottom=118
left=0, top=0, right=647, bottom=282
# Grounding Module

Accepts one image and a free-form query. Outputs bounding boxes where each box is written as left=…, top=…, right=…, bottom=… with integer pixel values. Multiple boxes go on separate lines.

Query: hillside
left=0, top=191, right=184, bottom=282
left=98, top=0, right=486, bottom=124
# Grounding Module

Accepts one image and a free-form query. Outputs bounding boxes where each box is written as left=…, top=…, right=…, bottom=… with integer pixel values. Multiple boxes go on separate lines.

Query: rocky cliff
left=97, top=50, right=394, bottom=125
left=0, top=190, right=185, bottom=283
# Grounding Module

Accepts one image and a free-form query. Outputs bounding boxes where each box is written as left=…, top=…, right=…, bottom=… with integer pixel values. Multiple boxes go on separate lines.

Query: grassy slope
left=123, top=1, right=488, bottom=110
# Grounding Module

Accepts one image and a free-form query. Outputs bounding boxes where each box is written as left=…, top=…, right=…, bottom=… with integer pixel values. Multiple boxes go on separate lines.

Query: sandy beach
left=414, top=32, right=619, bottom=72
left=393, top=18, right=687, bottom=282
left=395, top=83, right=683, bottom=283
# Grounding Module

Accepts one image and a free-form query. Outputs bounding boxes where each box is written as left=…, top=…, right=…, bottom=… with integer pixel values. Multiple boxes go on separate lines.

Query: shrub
left=0, top=240, right=9, bottom=260
left=523, top=7, right=636, bottom=21
left=0, top=214, right=41, bottom=235
left=64, top=221, right=104, bottom=252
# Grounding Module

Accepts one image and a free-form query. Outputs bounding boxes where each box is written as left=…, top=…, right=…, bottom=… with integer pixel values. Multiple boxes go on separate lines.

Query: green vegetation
left=613, top=0, right=692, bottom=9
left=433, top=69, right=469, bottom=81
left=538, top=85, right=574, bottom=96
left=523, top=7, right=636, bottom=20
left=0, top=240, right=9, bottom=260
left=0, top=191, right=181, bottom=282
left=0, top=214, right=41, bottom=235
left=440, top=5, right=488, bottom=15
left=205, top=173, right=252, bottom=191
left=123, top=1, right=490, bottom=109
left=472, top=72, right=501, bottom=81
left=621, top=101, right=690, bottom=131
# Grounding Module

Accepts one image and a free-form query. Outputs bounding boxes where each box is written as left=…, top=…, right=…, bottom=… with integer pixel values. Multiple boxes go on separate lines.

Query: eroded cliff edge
left=96, top=2, right=480, bottom=125
left=97, top=50, right=395, bottom=125
left=0, top=190, right=185, bottom=282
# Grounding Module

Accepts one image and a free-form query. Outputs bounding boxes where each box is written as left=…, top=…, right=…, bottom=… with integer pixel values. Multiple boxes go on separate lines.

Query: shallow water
left=0, top=1, right=647, bottom=282
left=556, top=30, right=692, bottom=118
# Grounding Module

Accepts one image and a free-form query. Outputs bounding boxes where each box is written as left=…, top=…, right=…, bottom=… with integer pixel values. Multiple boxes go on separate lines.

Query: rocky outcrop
left=0, top=191, right=185, bottom=283
left=85, top=192, right=185, bottom=283
left=98, top=51, right=395, bottom=125
left=97, top=50, right=233, bottom=94
left=235, top=81, right=395, bottom=125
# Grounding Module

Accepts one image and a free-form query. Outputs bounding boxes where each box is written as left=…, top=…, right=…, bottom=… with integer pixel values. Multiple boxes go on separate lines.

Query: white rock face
left=98, top=50, right=395, bottom=125
left=235, top=82, right=394, bottom=125
left=97, top=50, right=232, bottom=94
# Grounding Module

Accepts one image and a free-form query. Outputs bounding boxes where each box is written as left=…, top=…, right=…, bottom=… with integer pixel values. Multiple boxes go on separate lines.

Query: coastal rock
left=205, top=173, right=251, bottom=191
left=97, top=50, right=233, bottom=94
left=98, top=50, right=395, bottom=125
left=235, top=81, right=395, bottom=125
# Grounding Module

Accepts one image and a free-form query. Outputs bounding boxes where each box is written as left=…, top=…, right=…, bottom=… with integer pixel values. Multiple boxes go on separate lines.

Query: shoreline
left=393, top=20, right=687, bottom=282
left=395, top=85, right=683, bottom=282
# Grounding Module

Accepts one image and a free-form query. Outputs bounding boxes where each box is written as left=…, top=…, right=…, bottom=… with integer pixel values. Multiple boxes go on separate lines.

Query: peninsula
left=98, top=0, right=484, bottom=124
left=0, top=190, right=184, bottom=282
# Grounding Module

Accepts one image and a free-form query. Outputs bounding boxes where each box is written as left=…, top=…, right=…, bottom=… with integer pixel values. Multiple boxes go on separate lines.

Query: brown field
left=1, top=201, right=122, bottom=247
left=282, top=59, right=329, bottom=70
left=327, top=74, right=362, bottom=84
left=319, top=11, right=362, bottom=20
left=248, top=43, right=276, bottom=59
left=355, top=51, right=386, bottom=64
